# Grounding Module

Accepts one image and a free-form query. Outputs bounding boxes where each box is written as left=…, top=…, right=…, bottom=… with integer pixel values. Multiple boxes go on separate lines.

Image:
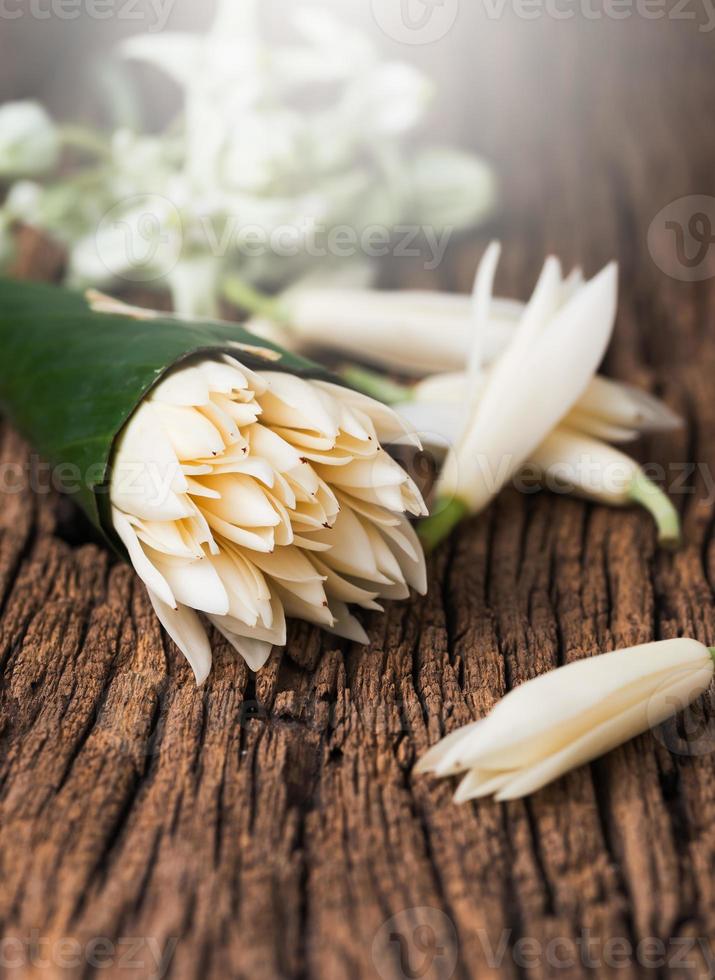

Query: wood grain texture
left=1, top=16, right=715, bottom=980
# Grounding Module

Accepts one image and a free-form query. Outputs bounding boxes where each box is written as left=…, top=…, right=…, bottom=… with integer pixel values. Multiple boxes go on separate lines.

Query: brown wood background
left=2, top=13, right=715, bottom=980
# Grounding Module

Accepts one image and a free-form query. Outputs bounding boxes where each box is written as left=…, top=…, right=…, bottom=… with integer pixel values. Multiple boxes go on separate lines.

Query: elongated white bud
left=416, top=639, right=715, bottom=801
left=527, top=428, right=681, bottom=547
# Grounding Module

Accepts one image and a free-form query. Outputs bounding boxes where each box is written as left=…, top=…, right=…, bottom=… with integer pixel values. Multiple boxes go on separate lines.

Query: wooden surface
left=2, top=16, right=715, bottom=980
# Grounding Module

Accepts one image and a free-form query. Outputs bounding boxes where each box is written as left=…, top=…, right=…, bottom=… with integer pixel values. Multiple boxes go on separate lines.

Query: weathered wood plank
left=1, top=16, right=715, bottom=980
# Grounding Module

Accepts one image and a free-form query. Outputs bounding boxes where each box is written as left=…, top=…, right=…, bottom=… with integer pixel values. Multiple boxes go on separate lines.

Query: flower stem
left=222, top=276, right=288, bottom=323
left=340, top=364, right=412, bottom=406
left=418, top=497, right=469, bottom=554
left=709, top=648, right=715, bottom=665
left=628, top=470, right=681, bottom=549
left=58, top=125, right=112, bottom=160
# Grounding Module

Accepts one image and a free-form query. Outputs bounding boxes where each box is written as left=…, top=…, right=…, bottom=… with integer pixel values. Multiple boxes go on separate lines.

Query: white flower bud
left=417, top=639, right=715, bottom=801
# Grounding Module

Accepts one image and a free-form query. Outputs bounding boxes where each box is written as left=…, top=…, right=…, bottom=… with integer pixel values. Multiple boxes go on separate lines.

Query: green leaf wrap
left=0, top=277, right=338, bottom=544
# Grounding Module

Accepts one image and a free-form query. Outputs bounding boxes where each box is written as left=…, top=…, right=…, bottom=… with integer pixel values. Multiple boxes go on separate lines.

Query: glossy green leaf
left=0, top=277, right=338, bottom=546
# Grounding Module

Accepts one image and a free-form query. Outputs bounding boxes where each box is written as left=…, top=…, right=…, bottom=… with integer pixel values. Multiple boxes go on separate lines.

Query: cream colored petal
left=576, top=375, right=682, bottom=434
left=200, top=474, right=281, bottom=528
left=315, top=381, right=423, bottom=449
left=323, top=601, right=370, bottom=644
left=249, top=423, right=303, bottom=473
left=308, top=507, right=385, bottom=581
left=322, top=456, right=409, bottom=491
left=133, top=516, right=202, bottom=559
left=198, top=358, right=248, bottom=393
left=263, top=491, right=295, bottom=547
left=466, top=240, right=501, bottom=378
left=259, top=372, right=339, bottom=437
left=197, top=400, right=240, bottom=445
left=201, top=511, right=275, bottom=552
left=414, top=721, right=483, bottom=776
left=454, top=768, right=514, bottom=802
left=112, top=508, right=176, bottom=608
left=151, top=366, right=211, bottom=406
left=147, top=549, right=230, bottom=616
left=185, top=477, right=221, bottom=499
left=153, top=403, right=225, bottom=460
left=311, top=556, right=382, bottom=611
left=220, top=355, right=268, bottom=395
left=208, top=551, right=260, bottom=626
left=275, top=585, right=335, bottom=628
left=292, top=534, right=333, bottom=552
left=395, top=400, right=462, bottom=452
left=111, top=403, right=190, bottom=519
left=210, top=392, right=262, bottom=427
left=148, top=591, right=212, bottom=685
left=209, top=616, right=274, bottom=671
left=362, top=520, right=407, bottom=584
left=334, top=493, right=400, bottom=528
left=250, top=547, right=325, bottom=583
left=214, top=596, right=287, bottom=646
left=182, top=503, right=219, bottom=555
left=378, top=516, right=428, bottom=595
left=563, top=410, right=639, bottom=443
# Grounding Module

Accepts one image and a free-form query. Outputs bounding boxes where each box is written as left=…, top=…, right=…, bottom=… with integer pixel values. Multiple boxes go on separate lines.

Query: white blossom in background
left=0, top=0, right=495, bottom=316
left=416, top=638, right=715, bottom=801
left=0, top=101, right=59, bottom=178
left=111, top=355, right=427, bottom=683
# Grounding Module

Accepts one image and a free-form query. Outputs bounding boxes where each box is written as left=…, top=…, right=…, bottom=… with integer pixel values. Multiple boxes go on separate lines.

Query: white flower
left=398, top=370, right=681, bottom=545
left=413, top=244, right=681, bottom=547
left=0, top=101, right=59, bottom=178
left=416, top=638, right=715, bottom=801
left=111, top=355, right=427, bottom=683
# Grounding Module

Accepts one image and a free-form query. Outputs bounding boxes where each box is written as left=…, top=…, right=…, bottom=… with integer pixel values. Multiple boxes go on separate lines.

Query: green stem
left=340, top=364, right=413, bottom=406
left=418, top=497, right=469, bottom=554
left=222, top=275, right=288, bottom=323
left=58, top=125, right=112, bottom=160
left=710, top=648, right=715, bottom=665
left=628, top=470, right=681, bottom=549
